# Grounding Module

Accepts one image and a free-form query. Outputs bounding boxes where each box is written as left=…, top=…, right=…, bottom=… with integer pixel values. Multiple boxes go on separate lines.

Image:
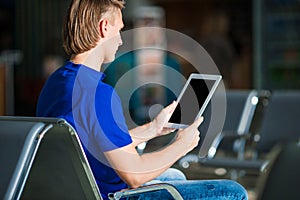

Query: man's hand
left=176, top=117, right=204, bottom=153
left=151, top=101, right=178, bottom=137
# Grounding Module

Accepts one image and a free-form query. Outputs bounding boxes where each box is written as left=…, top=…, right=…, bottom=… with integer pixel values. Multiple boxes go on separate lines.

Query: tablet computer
left=164, top=73, right=222, bottom=129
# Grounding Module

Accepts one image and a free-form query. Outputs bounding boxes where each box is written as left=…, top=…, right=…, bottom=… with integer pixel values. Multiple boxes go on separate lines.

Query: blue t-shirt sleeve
left=94, top=83, right=132, bottom=152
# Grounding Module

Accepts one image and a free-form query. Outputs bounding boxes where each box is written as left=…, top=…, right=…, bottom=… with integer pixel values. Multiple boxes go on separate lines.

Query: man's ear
left=99, top=19, right=109, bottom=38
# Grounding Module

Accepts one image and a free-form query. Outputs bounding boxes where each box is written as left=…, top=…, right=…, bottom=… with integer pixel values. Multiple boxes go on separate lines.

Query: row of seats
left=179, top=90, right=300, bottom=178
left=0, top=90, right=299, bottom=199
left=130, top=89, right=300, bottom=200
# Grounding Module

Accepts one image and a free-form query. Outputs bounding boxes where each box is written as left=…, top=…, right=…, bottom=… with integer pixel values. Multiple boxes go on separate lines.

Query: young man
left=37, top=0, right=248, bottom=199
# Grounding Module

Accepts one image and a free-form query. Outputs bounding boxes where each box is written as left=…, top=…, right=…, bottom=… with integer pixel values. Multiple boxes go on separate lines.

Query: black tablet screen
left=169, top=78, right=215, bottom=125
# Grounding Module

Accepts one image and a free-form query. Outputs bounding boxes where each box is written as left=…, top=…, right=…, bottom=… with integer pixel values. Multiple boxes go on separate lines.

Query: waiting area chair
left=200, top=90, right=264, bottom=158
left=179, top=90, right=300, bottom=179
left=0, top=116, right=183, bottom=200
left=252, top=90, right=300, bottom=156
left=178, top=90, right=269, bottom=170
left=256, top=140, right=300, bottom=200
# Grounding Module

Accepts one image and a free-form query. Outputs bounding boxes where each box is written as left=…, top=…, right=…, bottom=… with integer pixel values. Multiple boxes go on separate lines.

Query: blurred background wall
left=0, top=0, right=299, bottom=116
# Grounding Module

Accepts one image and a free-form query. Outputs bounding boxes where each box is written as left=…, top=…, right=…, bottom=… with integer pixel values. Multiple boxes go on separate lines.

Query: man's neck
left=71, top=48, right=104, bottom=72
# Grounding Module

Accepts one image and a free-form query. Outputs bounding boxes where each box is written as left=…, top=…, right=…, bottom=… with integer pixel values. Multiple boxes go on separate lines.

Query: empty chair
left=179, top=90, right=262, bottom=168
left=256, top=141, right=300, bottom=200
left=252, top=90, right=300, bottom=157
left=203, top=90, right=256, bottom=137
left=201, top=90, right=270, bottom=169
left=201, top=90, right=260, bottom=156
left=180, top=90, right=300, bottom=180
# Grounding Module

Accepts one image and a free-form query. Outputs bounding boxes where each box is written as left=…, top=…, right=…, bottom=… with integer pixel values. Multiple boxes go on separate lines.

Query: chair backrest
left=0, top=116, right=102, bottom=200
left=0, top=119, right=46, bottom=199
left=228, top=90, right=259, bottom=135
left=255, top=90, right=300, bottom=153
left=200, top=90, right=259, bottom=152
left=257, top=141, right=300, bottom=200
left=200, top=90, right=248, bottom=134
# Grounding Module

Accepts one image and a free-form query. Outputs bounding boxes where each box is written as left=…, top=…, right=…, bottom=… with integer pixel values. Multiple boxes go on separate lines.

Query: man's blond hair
left=63, top=0, right=125, bottom=56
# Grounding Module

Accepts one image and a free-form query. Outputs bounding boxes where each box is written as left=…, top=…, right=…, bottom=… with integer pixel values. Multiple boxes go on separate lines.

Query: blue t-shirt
left=36, top=61, right=133, bottom=199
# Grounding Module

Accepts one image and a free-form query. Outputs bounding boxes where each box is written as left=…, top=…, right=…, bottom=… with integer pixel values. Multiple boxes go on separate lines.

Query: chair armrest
left=108, top=183, right=183, bottom=200
left=177, top=132, right=252, bottom=169
left=207, top=131, right=251, bottom=159
left=178, top=153, right=199, bottom=168
left=199, top=157, right=268, bottom=171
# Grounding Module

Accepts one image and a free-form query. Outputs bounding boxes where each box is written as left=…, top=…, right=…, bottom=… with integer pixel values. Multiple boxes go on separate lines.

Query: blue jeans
left=130, top=168, right=248, bottom=200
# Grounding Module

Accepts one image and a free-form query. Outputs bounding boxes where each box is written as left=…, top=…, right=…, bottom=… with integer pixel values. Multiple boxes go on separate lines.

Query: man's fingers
left=192, top=116, right=204, bottom=127
left=166, top=101, right=178, bottom=114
